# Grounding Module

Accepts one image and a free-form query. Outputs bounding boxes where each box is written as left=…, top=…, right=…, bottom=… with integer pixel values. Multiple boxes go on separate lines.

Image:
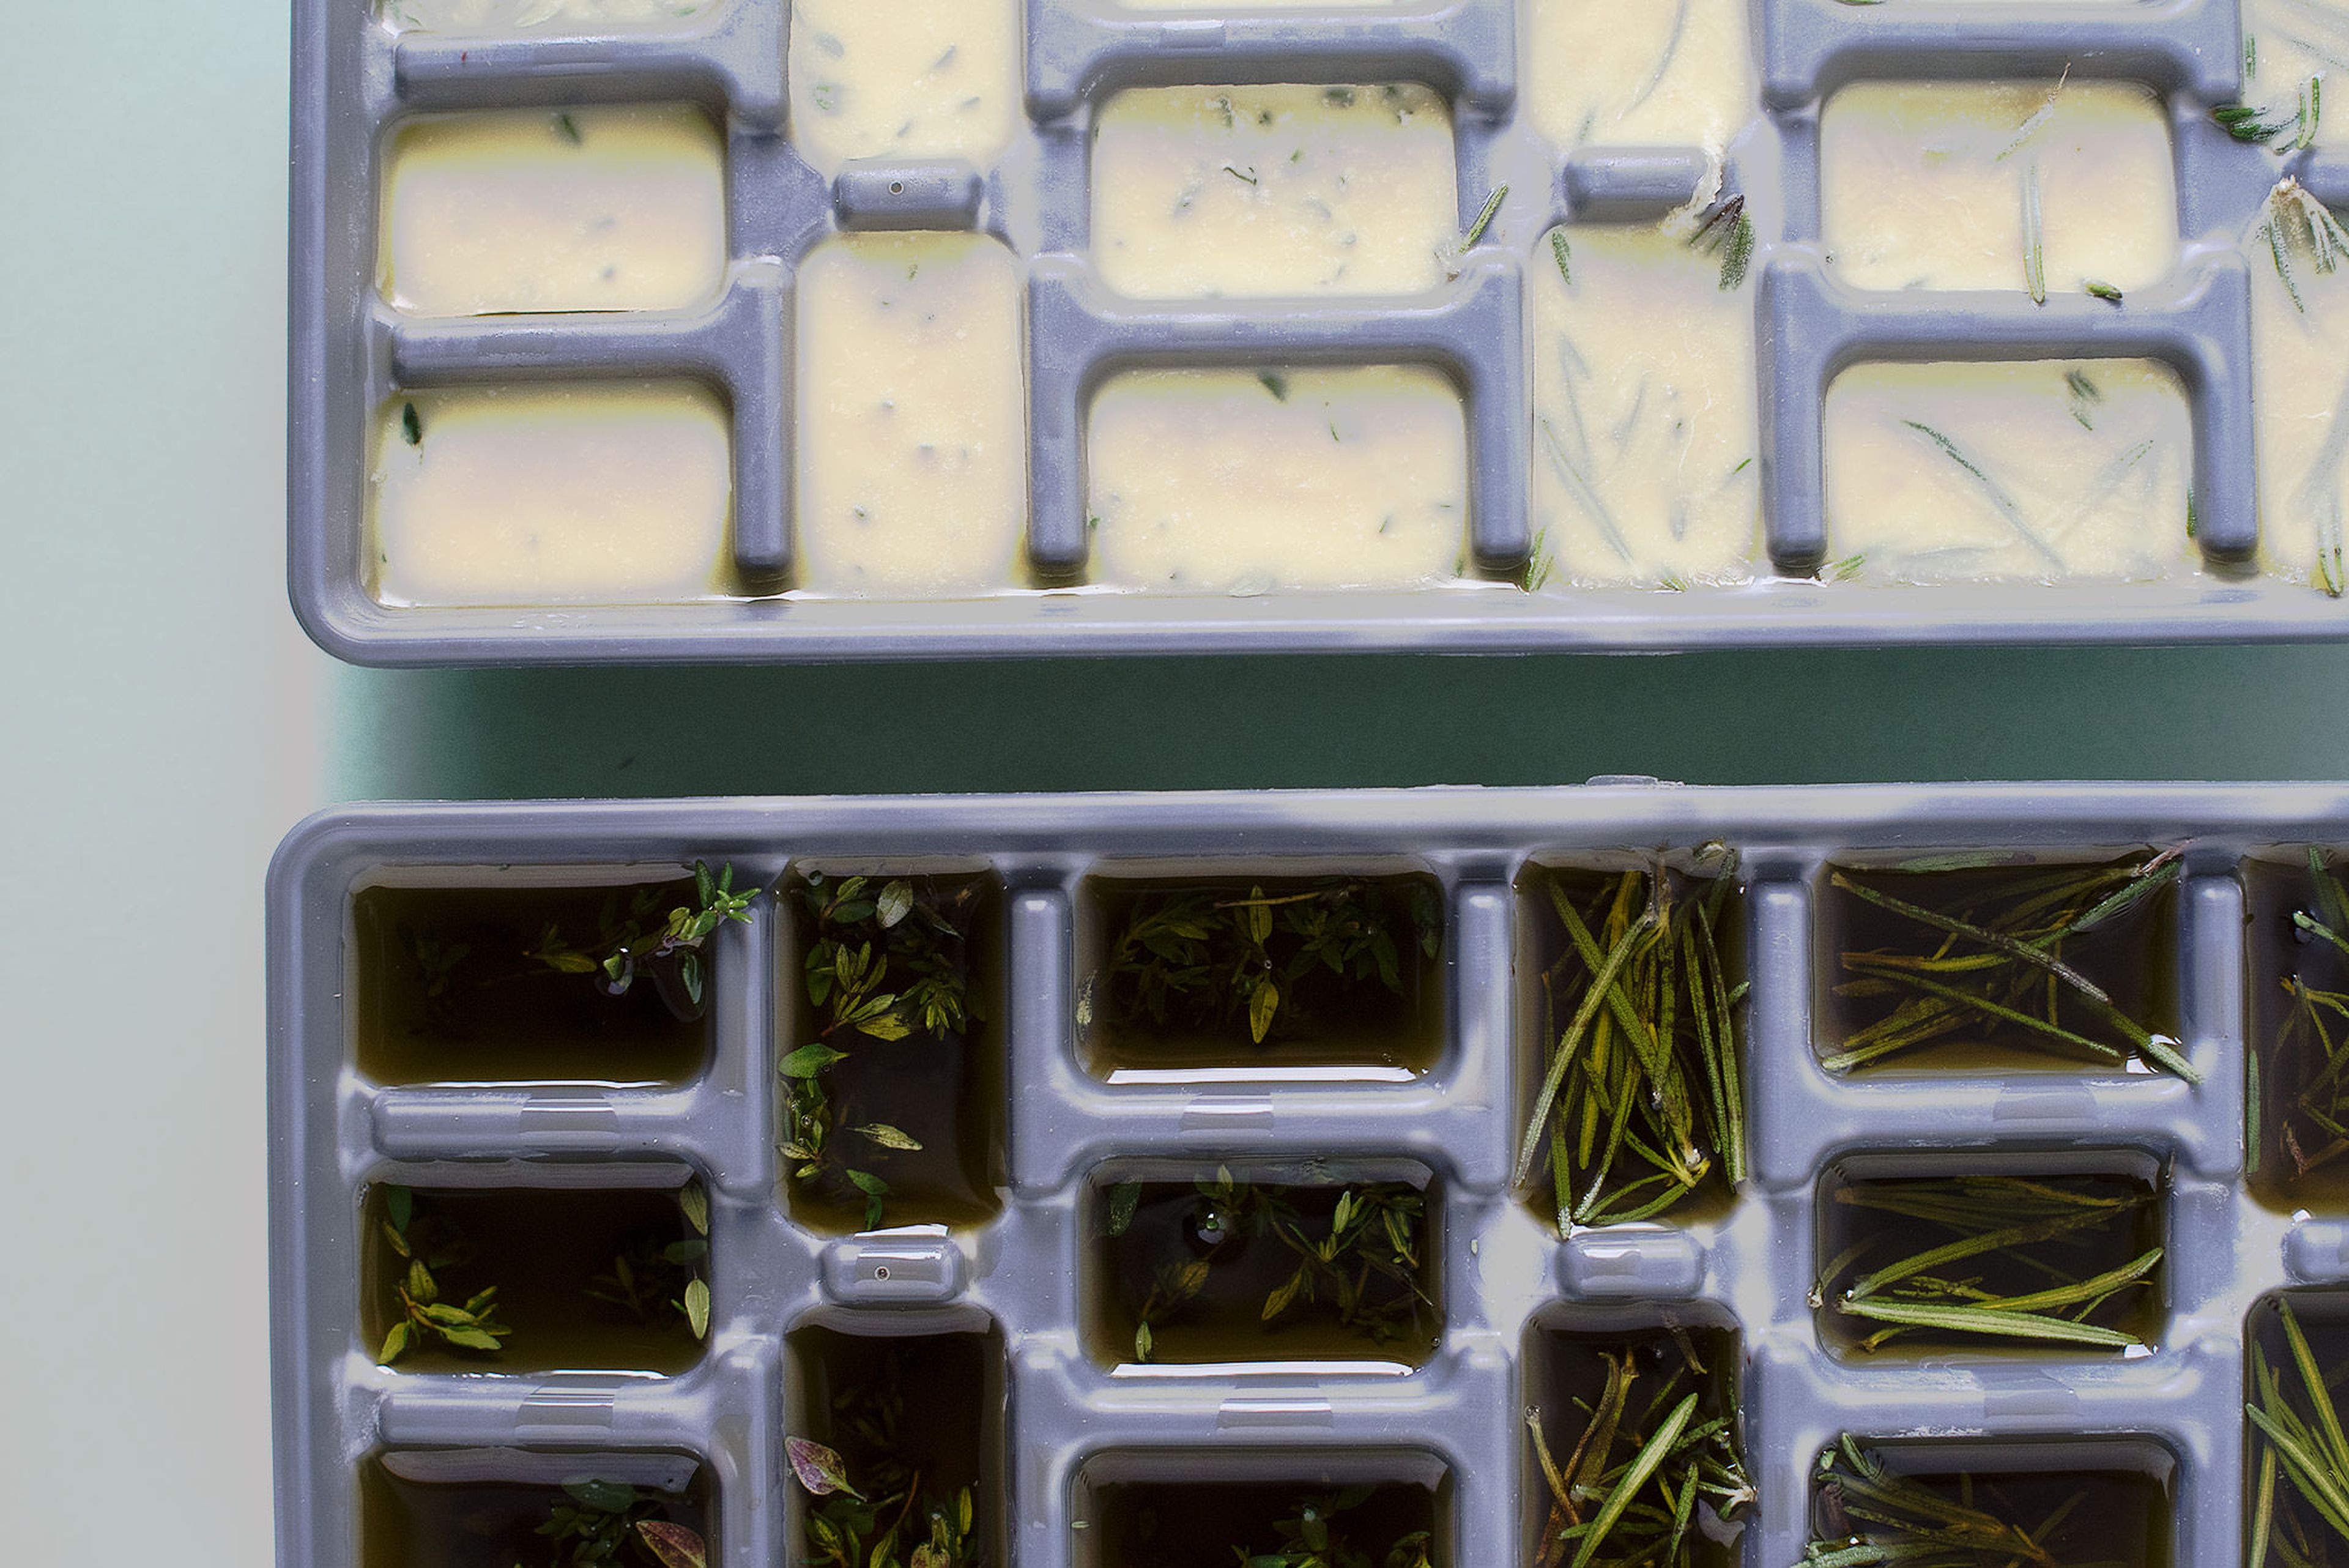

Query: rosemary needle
left=1461, top=184, right=1506, bottom=248
left=2022, top=159, right=2048, bottom=305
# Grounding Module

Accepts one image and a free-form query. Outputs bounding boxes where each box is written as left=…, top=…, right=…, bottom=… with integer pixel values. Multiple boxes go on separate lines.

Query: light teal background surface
left=10, top=5, right=2349, bottom=1567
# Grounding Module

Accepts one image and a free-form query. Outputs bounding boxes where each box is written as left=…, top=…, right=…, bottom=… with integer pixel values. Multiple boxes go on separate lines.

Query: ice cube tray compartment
left=293, top=0, right=2349, bottom=661
left=268, top=784, right=2349, bottom=1565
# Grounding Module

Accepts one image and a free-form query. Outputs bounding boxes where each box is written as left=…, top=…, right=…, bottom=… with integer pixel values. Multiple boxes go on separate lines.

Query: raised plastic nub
left=823, top=1224, right=964, bottom=1302
left=831, top=162, right=985, bottom=231
left=1560, top=1225, right=1703, bottom=1300
left=1561, top=150, right=1714, bottom=222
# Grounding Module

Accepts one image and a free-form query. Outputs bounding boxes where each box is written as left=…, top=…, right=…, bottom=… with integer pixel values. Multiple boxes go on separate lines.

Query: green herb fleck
left=1462, top=184, right=1506, bottom=249
left=554, top=111, right=582, bottom=144
left=399, top=400, right=423, bottom=447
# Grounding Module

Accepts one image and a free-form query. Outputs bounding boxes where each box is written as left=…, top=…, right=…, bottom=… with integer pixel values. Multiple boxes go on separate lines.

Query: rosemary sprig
left=1098, top=879, right=1439, bottom=1048
left=1899, top=420, right=2065, bottom=571
left=375, top=1185, right=512, bottom=1364
left=2249, top=1298, right=2349, bottom=1568
left=524, top=862, right=758, bottom=1019
left=531, top=1479, right=708, bottom=1568
left=2260, top=177, right=2349, bottom=316
left=782, top=874, right=982, bottom=1229
left=1104, top=1170, right=1433, bottom=1362
left=1824, top=852, right=2192, bottom=1079
left=2258, top=852, right=2349, bottom=1188
left=1515, top=860, right=1748, bottom=1232
left=1527, top=1334, right=1753, bottom=1568
left=1813, top=1174, right=2161, bottom=1354
left=2217, top=73, right=2325, bottom=146
left=1803, top=1436, right=2100, bottom=1568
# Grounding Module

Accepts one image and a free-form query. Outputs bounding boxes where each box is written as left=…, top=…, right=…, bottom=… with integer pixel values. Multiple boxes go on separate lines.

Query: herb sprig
left=524, top=862, right=758, bottom=1020
left=376, top=1184, right=513, bottom=1365
left=2249, top=1298, right=2349, bottom=1568
left=1104, top=1169, right=1433, bottom=1364
left=1811, top=1175, right=2161, bottom=1353
left=1824, top=852, right=2192, bottom=1078
left=1197, top=1488, right=1434, bottom=1568
left=1527, top=1334, right=1753, bottom=1568
left=787, top=1354, right=982, bottom=1568
left=1516, top=859, right=1748, bottom=1232
left=2255, top=851, right=2349, bottom=1189
left=586, top=1183, right=713, bottom=1342
left=781, top=874, right=981, bottom=1229
left=527, top=1479, right=708, bottom=1568
left=1097, top=879, right=1439, bottom=1048
left=1802, top=1438, right=2101, bottom=1568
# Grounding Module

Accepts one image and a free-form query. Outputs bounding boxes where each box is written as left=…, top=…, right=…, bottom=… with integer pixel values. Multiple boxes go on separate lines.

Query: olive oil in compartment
left=1078, top=870, right=1445, bottom=1081
left=785, top=1323, right=1008, bottom=1568
left=1521, top=1313, right=1751, bottom=1568
left=2247, top=1289, right=2349, bottom=1568
left=2247, top=851, right=2349, bottom=1211
left=1074, top=1458, right=1448, bottom=1568
left=779, top=869, right=1007, bottom=1232
left=1819, top=851, right=2184, bottom=1077
left=363, top=1178, right=710, bottom=1375
left=1806, top=1438, right=2172, bottom=1568
left=1089, top=1164, right=1440, bottom=1368
left=360, top=1449, right=711, bottom=1568
left=1813, top=1157, right=2167, bottom=1359
left=1516, top=859, right=1749, bottom=1233
left=353, top=879, right=715, bottom=1087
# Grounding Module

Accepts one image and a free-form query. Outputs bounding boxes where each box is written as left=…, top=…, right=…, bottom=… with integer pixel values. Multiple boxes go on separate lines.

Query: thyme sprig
left=1812, top=1175, right=2161, bottom=1353
left=781, top=874, right=981, bottom=1230
left=529, top=1479, right=708, bottom=1568
left=1802, top=1438, right=2093, bottom=1568
left=787, top=1354, right=982, bottom=1568
left=2255, top=851, right=2349, bottom=1187
left=1105, top=1169, right=1433, bottom=1363
left=1515, top=860, right=1748, bottom=1233
left=1527, top=1335, right=1753, bottom=1568
left=1099, top=880, right=1439, bottom=1047
left=1209, top=1488, right=1434, bottom=1568
left=376, top=1185, right=513, bottom=1365
left=2249, top=1298, right=2349, bottom=1568
left=524, top=862, right=757, bottom=1019
left=1824, top=852, right=2192, bottom=1078
left=585, top=1182, right=712, bottom=1342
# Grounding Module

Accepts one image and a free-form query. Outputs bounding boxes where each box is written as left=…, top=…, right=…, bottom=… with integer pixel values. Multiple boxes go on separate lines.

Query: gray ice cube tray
left=290, top=0, right=2349, bottom=665
left=269, top=782, right=2349, bottom=1566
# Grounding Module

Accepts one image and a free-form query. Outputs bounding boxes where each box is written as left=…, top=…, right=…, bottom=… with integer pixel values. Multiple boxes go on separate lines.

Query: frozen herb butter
left=1823, top=360, right=2194, bottom=583
left=1086, top=366, right=1468, bottom=592
left=2251, top=182, right=2349, bottom=591
left=383, top=0, right=707, bottom=29
left=1531, top=225, right=1760, bottom=589
left=2245, top=0, right=2349, bottom=153
left=1820, top=81, right=2178, bottom=297
left=795, top=232, right=1028, bottom=595
left=379, top=105, right=725, bottom=316
left=1526, top=0, right=1754, bottom=151
left=371, top=382, right=733, bottom=606
left=787, top=0, right=1019, bottom=176
left=1090, top=84, right=1458, bottom=300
